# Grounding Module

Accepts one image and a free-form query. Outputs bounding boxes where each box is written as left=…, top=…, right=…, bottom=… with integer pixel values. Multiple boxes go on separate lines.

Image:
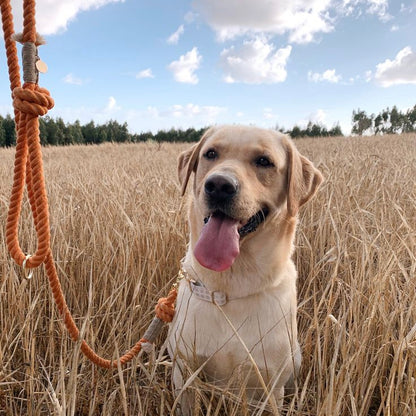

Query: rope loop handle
left=1, top=0, right=178, bottom=369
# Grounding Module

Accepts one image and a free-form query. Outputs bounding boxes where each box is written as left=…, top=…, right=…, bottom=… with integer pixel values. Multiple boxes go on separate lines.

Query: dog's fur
left=168, top=125, right=323, bottom=414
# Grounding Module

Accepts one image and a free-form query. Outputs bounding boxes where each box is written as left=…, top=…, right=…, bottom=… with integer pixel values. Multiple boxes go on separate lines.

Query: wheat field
left=0, top=134, right=415, bottom=415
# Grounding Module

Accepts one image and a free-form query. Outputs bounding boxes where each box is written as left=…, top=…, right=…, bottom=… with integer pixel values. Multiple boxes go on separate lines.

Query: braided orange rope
left=1, top=0, right=177, bottom=368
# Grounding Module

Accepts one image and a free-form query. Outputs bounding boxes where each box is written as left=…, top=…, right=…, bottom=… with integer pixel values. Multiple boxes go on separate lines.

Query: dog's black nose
left=204, top=173, right=239, bottom=202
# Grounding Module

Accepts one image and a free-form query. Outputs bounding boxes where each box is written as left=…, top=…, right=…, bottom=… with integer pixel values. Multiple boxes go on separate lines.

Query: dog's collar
left=179, top=268, right=228, bottom=306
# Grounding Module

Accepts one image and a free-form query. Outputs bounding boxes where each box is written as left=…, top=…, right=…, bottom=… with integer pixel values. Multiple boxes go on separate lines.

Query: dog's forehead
left=202, top=126, right=286, bottom=159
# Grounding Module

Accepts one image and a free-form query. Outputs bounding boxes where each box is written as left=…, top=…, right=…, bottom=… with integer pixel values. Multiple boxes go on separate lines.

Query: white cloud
left=193, top=0, right=395, bottom=43
left=193, top=0, right=334, bottom=43
left=167, top=25, right=185, bottom=44
left=365, top=0, right=391, bottom=20
left=390, top=24, right=399, bottom=32
left=145, top=106, right=159, bottom=119
left=163, top=103, right=225, bottom=119
left=136, top=68, right=154, bottom=79
left=308, top=69, right=342, bottom=83
left=341, top=0, right=391, bottom=20
left=63, top=73, right=85, bottom=85
left=11, top=0, right=124, bottom=35
left=220, top=38, right=292, bottom=84
left=263, top=108, right=278, bottom=120
left=184, top=11, right=197, bottom=23
left=365, top=70, right=373, bottom=82
left=136, top=103, right=226, bottom=121
left=311, top=109, right=327, bottom=125
left=50, top=100, right=226, bottom=134
left=50, top=96, right=121, bottom=128
left=296, top=109, right=328, bottom=128
left=105, top=96, right=121, bottom=112
left=124, top=103, right=227, bottom=132
left=399, top=3, right=415, bottom=13
left=374, top=46, right=416, bottom=87
left=168, top=47, right=202, bottom=84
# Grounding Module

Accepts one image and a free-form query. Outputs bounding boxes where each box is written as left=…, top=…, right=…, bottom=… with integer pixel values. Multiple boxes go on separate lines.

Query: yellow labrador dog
left=168, top=125, right=322, bottom=414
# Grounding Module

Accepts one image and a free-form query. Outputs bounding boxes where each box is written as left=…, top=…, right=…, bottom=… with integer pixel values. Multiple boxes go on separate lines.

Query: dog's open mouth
left=194, top=208, right=269, bottom=272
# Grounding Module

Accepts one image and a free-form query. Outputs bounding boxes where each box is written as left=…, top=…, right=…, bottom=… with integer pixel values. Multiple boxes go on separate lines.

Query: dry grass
left=0, top=134, right=415, bottom=415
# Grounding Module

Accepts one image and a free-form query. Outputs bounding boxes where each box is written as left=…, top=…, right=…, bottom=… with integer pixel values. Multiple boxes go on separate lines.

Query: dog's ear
left=178, top=127, right=214, bottom=196
left=284, top=137, right=323, bottom=217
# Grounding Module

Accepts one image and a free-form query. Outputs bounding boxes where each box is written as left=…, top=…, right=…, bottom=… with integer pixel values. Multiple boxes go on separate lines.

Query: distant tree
left=352, top=109, right=373, bottom=135
left=290, top=125, right=302, bottom=138
left=0, top=116, right=6, bottom=147
left=369, top=105, right=415, bottom=135
left=68, top=120, right=84, bottom=144
left=2, top=114, right=16, bottom=146
left=389, top=106, right=403, bottom=134
left=382, top=109, right=389, bottom=123
left=117, top=121, right=130, bottom=142
left=81, top=121, right=97, bottom=144
left=44, top=118, right=59, bottom=145
left=132, top=131, right=153, bottom=142
left=55, top=117, right=73, bottom=145
left=39, top=116, right=49, bottom=145
left=310, top=123, right=325, bottom=137
left=404, top=105, right=416, bottom=132
left=154, top=130, right=169, bottom=143
left=287, top=121, right=342, bottom=138
left=104, top=120, right=130, bottom=143
left=374, top=114, right=383, bottom=135
left=328, top=123, right=343, bottom=137
left=96, top=125, right=108, bottom=144
left=274, top=124, right=286, bottom=133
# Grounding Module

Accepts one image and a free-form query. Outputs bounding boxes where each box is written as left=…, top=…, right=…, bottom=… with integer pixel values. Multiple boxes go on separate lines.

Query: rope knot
left=12, top=84, right=54, bottom=116
left=155, top=288, right=177, bottom=323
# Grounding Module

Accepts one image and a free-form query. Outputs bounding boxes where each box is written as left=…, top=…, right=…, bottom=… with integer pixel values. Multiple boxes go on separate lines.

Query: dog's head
left=178, top=125, right=323, bottom=272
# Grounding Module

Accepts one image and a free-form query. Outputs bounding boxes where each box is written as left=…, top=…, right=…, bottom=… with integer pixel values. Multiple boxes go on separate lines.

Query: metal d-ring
left=22, top=254, right=34, bottom=280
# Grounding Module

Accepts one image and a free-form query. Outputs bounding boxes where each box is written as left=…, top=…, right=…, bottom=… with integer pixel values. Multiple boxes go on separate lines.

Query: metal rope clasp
left=22, top=254, right=34, bottom=280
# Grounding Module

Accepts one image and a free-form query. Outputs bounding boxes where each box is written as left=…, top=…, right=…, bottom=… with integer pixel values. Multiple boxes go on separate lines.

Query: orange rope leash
left=1, top=0, right=177, bottom=369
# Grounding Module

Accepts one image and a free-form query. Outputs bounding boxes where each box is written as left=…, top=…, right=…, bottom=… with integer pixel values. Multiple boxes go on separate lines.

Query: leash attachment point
left=22, top=254, right=34, bottom=280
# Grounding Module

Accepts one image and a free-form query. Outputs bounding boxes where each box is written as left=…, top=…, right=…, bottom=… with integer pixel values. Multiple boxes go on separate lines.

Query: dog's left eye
left=255, top=156, right=274, bottom=168
left=204, top=149, right=218, bottom=160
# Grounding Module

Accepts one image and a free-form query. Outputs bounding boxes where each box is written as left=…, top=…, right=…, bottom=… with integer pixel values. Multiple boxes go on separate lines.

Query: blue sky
left=1, top=0, right=415, bottom=134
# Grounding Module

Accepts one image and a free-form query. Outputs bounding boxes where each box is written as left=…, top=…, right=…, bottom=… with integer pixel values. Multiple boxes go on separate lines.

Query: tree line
left=0, top=114, right=345, bottom=148
left=352, top=105, right=416, bottom=135
left=0, top=104, right=414, bottom=147
left=0, top=115, right=207, bottom=147
left=284, top=122, right=343, bottom=138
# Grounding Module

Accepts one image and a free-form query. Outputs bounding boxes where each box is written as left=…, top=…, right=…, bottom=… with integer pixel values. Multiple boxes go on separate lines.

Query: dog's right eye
left=204, top=149, right=218, bottom=160
left=255, top=156, right=274, bottom=168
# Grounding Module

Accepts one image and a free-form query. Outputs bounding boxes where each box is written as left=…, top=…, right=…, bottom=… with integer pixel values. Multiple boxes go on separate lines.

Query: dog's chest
left=168, top=280, right=296, bottom=384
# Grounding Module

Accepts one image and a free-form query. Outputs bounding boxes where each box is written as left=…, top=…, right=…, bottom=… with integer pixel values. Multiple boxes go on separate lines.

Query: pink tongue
left=194, top=215, right=240, bottom=272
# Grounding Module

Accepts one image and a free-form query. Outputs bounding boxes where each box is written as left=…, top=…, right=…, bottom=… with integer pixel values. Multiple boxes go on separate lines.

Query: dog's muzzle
left=203, top=173, right=269, bottom=238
